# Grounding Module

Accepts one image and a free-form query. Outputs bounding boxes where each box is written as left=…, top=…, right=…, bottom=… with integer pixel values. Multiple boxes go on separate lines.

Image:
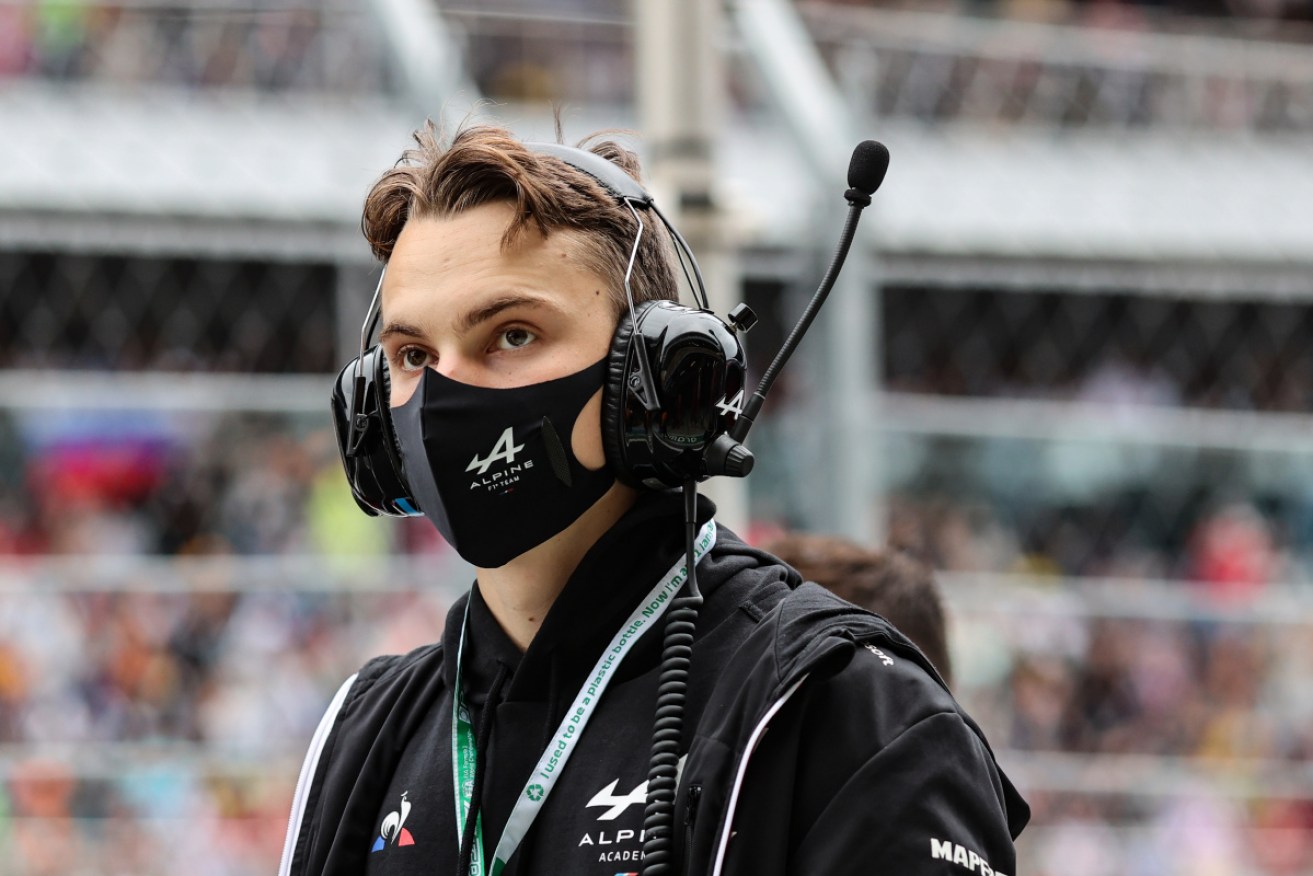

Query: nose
left=434, top=351, right=480, bottom=386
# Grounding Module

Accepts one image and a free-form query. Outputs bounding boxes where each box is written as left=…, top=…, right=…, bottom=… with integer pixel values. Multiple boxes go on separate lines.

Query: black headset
left=330, top=142, right=756, bottom=517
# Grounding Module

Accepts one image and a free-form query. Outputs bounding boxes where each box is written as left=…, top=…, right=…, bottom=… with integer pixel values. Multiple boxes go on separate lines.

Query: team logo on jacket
left=930, top=837, right=1008, bottom=876
left=577, top=774, right=648, bottom=865
left=864, top=643, right=894, bottom=666
left=586, top=777, right=648, bottom=820
left=370, top=791, right=416, bottom=853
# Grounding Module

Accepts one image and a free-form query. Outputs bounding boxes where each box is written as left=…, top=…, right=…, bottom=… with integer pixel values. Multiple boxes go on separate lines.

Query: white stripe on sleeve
left=278, top=673, right=358, bottom=876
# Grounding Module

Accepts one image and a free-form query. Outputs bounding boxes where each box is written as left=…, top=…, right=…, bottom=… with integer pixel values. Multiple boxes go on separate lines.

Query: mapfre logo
left=467, top=427, right=525, bottom=475
left=864, top=643, right=894, bottom=666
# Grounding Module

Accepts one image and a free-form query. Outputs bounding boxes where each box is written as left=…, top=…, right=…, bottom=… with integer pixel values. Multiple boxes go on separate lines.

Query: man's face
left=379, top=201, right=617, bottom=469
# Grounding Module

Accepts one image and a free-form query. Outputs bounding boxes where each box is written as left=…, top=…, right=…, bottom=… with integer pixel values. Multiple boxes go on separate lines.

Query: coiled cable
left=640, top=481, right=703, bottom=876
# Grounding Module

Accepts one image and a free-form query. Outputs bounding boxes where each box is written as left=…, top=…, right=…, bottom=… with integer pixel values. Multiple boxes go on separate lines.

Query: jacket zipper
left=682, top=784, right=702, bottom=876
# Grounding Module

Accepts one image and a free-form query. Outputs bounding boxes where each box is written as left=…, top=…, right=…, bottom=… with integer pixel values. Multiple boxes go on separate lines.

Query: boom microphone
left=727, top=140, right=889, bottom=444
left=845, top=139, right=891, bottom=205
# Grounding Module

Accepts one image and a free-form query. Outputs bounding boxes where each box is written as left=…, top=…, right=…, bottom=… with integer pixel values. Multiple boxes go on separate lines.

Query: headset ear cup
left=602, top=302, right=650, bottom=488
left=330, top=346, right=419, bottom=518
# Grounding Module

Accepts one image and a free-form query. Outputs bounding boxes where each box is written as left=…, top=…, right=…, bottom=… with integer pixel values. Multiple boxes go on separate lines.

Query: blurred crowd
left=887, top=480, right=1313, bottom=872
left=0, top=411, right=466, bottom=872
left=1, top=410, right=1312, bottom=872
left=5, top=0, right=1311, bottom=114
left=953, top=611, right=1313, bottom=875
left=838, top=0, right=1313, bottom=28
left=0, top=2, right=383, bottom=92
left=0, top=586, right=454, bottom=874
left=0, top=412, right=446, bottom=558
left=886, top=488, right=1312, bottom=592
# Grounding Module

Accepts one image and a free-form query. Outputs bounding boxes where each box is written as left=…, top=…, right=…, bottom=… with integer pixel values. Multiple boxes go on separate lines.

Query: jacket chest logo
left=371, top=791, right=416, bottom=853
left=586, top=777, right=649, bottom=821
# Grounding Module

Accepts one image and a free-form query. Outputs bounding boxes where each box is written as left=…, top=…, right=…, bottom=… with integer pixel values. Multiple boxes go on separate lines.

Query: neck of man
left=475, top=482, right=638, bottom=652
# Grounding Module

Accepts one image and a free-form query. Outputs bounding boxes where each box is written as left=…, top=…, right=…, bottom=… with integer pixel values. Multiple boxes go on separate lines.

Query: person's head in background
left=765, top=533, right=954, bottom=688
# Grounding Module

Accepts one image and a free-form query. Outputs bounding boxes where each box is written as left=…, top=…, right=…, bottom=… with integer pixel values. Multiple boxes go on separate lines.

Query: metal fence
left=0, top=251, right=338, bottom=373
left=0, top=0, right=389, bottom=94
left=802, top=3, right=1313, bottom=132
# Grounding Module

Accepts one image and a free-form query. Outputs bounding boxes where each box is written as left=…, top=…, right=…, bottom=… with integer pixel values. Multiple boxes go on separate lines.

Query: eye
left=396, top=346, right=433, bottom=372
left=494, top=327, right=538, bottom=351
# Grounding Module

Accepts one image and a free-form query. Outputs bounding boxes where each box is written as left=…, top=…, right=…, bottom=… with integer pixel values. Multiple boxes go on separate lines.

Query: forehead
left=380, top=203, right=607, bottom=321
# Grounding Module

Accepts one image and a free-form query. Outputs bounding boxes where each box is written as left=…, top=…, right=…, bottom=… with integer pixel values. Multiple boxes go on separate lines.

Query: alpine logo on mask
left=468, top=427, right=526, bottom=473
left=467, top=427, right=533, bottom=490
left=391, top=357, right=615, bottom=568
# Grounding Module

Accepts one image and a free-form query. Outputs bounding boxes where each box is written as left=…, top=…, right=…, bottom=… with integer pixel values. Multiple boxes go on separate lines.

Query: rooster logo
left=370, top=791, right=416, bottom=852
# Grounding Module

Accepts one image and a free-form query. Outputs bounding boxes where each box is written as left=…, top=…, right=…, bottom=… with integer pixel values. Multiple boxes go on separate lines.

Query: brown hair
left=765, top=533, right=954, bottom=688
left=361, top=122, right=679, bottom=316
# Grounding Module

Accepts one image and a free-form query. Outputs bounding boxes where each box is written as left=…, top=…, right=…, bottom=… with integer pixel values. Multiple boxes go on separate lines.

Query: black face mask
left=390, top=358, right=616, bottom=568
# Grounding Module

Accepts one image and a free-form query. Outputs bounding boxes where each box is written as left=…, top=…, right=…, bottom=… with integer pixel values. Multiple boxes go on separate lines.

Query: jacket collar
left=441, top=490, right=717, bottom=702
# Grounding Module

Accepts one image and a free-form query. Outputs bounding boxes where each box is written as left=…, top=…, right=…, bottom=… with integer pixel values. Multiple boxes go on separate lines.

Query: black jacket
left=280, top=494, right=1028, bottom=876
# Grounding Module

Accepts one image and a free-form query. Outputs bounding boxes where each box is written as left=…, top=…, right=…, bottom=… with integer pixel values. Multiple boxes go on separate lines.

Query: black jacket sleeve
left=792, top=709, right=1019, bottom=875
left=719, top=641, right=1025, bottom=876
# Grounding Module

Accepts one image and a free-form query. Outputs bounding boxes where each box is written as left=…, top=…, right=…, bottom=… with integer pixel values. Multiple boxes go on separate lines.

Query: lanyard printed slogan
left=451, top=519, right=717, bottom=876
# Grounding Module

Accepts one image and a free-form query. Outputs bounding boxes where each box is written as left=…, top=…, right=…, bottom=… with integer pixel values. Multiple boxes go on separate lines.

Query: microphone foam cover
left=848, top=140, right=890, bottom=195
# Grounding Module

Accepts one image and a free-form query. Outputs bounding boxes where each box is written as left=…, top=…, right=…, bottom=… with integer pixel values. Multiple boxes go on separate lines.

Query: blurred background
left=3, top=0, right=1313, bottom=872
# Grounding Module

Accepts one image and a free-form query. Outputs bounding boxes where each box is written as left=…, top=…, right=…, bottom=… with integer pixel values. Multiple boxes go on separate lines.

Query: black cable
left=639, top=481, right=703, bottom=876
left=652, top=202, right=710, bottom=311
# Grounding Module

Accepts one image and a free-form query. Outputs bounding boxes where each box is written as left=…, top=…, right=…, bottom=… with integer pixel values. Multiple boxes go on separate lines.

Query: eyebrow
left=456, top=293, right=562, bottom=333
left=378, top=293, right=564, bottom=345
left=377, top=321, right=427, bottom=343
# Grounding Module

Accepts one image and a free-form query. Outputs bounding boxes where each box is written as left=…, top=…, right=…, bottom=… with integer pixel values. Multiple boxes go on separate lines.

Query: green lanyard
left=451, top=519, right=717, bottom=876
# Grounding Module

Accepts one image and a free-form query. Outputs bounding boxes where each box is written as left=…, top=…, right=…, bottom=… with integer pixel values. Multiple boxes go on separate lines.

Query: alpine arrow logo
left=715, top=389, right=745, bottom=418
left=467, top=427, right=525, bottom=475
left=586, top=778, right=648, bottom=821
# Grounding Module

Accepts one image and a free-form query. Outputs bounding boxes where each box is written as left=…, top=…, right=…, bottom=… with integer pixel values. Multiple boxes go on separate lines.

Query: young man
left=280, top=123, right=1027, bottom=876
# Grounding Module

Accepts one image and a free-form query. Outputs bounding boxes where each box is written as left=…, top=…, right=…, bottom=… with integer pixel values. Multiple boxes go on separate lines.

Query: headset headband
left=528, top=142, right=655, bottom=205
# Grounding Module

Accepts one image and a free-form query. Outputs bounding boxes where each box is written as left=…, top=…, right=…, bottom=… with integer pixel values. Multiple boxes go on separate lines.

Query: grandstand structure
left=3, top=0, right=1313, bottom=873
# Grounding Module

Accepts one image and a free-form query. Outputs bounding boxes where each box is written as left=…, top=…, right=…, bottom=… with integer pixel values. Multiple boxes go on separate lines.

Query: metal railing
left=800, top=2, right=1313, bottom=132
left=0, top=0, right=390, bottom=95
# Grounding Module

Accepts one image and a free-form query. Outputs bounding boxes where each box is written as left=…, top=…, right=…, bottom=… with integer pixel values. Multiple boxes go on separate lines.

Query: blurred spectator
left=1076, top=355, right=1179, bottom=409
left=765, top=532, right=955, bottom=686
left=0, top=5, right=30, bottom=75
left=1188, top=503, right=1277, bottom=601
left=32, top=0, right=90, bottom=79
